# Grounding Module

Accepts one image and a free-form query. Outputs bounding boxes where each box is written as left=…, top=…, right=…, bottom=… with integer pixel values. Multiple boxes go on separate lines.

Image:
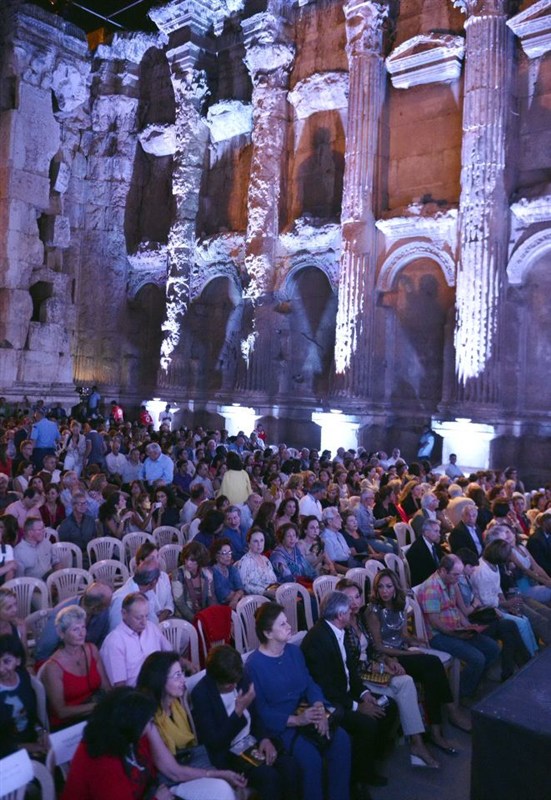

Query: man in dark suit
left=406, top=519, right=444, bottom=587
left=410, top=492, right=439, bottom=539
left=526, top=511, right=551, bottom=576
left=301, top=591, right=396, bottom=800
left=449, top=503, right=484, bottom=557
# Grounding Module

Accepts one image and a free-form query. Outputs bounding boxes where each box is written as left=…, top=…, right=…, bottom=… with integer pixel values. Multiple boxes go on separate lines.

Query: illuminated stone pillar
left=334, top=0, right=388, bottom=397
left=452, top=0, right=514, bottom=404
left=240, top=10, right=295, bottom=392
left=149, top=2, right=212, bottom=383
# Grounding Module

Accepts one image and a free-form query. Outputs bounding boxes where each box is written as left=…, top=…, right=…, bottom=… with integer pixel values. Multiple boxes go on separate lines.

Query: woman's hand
left=219, top=770, right=247, bottom=789
left=258, top=738, right=277, bottom=765
left=386, top=658, right=405, bottom=676
left=153, top=785, right=173, bottom=800
left=234, top=684, right=255, bottom=716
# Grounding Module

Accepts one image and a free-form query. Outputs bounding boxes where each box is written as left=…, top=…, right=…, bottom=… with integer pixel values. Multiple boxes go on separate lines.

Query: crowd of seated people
left=1, top=395, right=551, bottom=796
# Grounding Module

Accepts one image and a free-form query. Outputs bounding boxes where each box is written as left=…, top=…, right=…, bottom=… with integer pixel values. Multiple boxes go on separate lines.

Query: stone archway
left=124, top=282, right=166, bottom=389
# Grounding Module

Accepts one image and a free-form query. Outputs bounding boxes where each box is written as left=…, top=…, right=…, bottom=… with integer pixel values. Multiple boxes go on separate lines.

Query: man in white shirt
left=445, top=454, right=464, bottom=481
left=105, top=437, right=127, bottom=480
left=299, top=482, right=325, bottom=521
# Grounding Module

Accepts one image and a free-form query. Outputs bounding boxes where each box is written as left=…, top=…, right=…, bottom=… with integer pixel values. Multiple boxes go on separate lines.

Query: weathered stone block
left=41, top=215, right=71, bottom=248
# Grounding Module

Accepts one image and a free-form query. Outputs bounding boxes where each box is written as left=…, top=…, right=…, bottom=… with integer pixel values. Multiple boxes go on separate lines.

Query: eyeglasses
left=218, top=550, right=232, bottom=556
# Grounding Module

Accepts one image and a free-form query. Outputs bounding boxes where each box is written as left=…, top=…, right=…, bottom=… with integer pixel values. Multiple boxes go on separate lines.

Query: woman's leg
left=172, top=778, right=235, bottom=800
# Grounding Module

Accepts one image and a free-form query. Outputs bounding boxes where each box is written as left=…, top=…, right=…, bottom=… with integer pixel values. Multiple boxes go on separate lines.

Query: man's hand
left=235, top=684, right=255, bottom=716
left=358, top=694, right=386, bottom=719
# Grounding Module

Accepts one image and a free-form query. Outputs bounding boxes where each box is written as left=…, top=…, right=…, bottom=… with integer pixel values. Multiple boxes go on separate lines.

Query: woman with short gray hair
left=41, top=604, right=110, bottom=729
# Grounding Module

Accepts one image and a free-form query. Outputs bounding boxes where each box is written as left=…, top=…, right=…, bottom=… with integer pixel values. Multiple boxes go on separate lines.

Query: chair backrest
left=3, top=578, right=48, bottom=617
left=153, top=526, right=184, bottom=548
left=383, top=552, right=411, bottom=591
left=275, top=582, right=313, bottom=633
left=121, top=532, right=155, bottom=565
left=159, top=619, right=200, bottom=670
left=51, top=541, right=83, bottom=570
left=405, top=595, right=428, bottom=641
left=344, top=567, right=373, bottom=605
left=46, top=568, right=92, bottom=605
left=231, top=609, right=246, bottom=654
left=362, top=559, right=385, bottom=586
left=86, top=536, right=124, bottom=564
left=29, top=674, right=49, bottom=731
left=31, top=759, right=55, bottom=800
left=46, top=720, right=86, bottom=780
left=44, top=527, right=59, bottom=544
left=158, top=544, right=182, bottom=574
left=25, top=609, right=50, bottom=658
left=88, top=559, right=130, bottom=589
left=393, top=522, right=415, bottom=550
left=235, top=595, right=269, bottom=652
left=312, top=575, right=339, bottom=616
left=0, top=749, right=34, bottom=800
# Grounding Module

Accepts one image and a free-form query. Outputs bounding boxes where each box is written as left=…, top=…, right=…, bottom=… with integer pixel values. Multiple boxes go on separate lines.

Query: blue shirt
left=31, top=418, right=60, bottom=449
left=143, top=453, right=174, bottom=484
left=212, top=564, right=243, bottom=604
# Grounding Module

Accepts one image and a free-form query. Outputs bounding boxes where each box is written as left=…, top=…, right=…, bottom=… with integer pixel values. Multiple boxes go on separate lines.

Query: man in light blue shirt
left=142, top=442, right=174, bottom=486
left=30, top=409, right=60, bottom=469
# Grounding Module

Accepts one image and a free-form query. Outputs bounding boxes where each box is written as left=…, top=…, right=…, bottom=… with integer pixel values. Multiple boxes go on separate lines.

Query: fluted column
left=334, top=0, right=388, bottom=397
left=452, top=0, right=514, bottom=404
left=239, top=11, right=295, bottom=392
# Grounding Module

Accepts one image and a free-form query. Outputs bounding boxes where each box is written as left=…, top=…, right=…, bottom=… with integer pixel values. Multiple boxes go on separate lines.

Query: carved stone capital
left=452, top=0, right=517, bottom=17
left=242, top=12, right=295, bottom=82
left=167, top=44, right=210, bottom=104
left=507, top=0, right=551, bottom=58
left=343, top=0, right=389, bottom=57
left=149, top=0, right=225, bottom=36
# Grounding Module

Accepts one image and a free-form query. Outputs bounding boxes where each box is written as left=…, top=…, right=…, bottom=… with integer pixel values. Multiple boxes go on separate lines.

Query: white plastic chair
left=153, top=526, right=184, bottom=548
left=121, top=531, right=155, bottom=565
left=275, top=582, right=314, bottom=633
left=0, top=752, right=55, bottom=800
left=158, top=544, right=182, bottom=574
left=4, top=578, right=48, bottom=617
left=25, top=609, right=50, bottom=657
left=345, top=566, right=374, bottom=605
left=312, top=575, right=339, bottom=617
left=46, top=568, right=92, bottom=605
left=362, top=559, right=385, bottom=587
left=44, top=527, right=59, bottom=543
left=393, top=522, right=415, bottom=550
left=88, top=559, right=129, bottom=589
left=30, top=674, right=49, bottom=731
left=86, top=536, right=124, bottom=564
left=51, top=541, right=83, bottom=570
left=159, top=619, right=200, bottom=670
left=383, top=552, right=411, bottom=591
left=235, top=595, right=269, bottom=651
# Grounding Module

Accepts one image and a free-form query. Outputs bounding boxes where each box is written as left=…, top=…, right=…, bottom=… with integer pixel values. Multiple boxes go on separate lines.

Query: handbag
left=468, top=606, right=499, bottom=624
left=290, top=703, right=341, bottom=754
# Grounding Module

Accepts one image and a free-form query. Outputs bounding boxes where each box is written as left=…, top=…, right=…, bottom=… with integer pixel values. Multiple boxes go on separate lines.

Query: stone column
left=149, top=2, right=213, bottom=385
left=333, top=0, right=388, bottom=397
left=452, top=0, right=515, bottom=404
left=239, top=10, right=294, bottom=393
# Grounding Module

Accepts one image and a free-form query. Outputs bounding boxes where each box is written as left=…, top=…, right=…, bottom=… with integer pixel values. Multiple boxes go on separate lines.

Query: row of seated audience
left=1, top=403, right=551, bottom=798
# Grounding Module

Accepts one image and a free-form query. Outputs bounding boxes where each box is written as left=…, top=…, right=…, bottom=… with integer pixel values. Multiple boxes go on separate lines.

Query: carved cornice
left=386, top=34, right=465, bottom=88
left=376, top=203, right=458, bottom=245
left=149, top=0, right=225, bottom=36
left=452, top=0, right=518, bottom=17
left=377, top=242, right=456, bottom=291
left=344, top=0, right=389, bottom=57
left=507, top=0, right=551, bottom=58
left=507, top=228, right=551, bottom=286
left=206, top=101, right=253, bottom=142
left=511, top=193, right=551, bottom=226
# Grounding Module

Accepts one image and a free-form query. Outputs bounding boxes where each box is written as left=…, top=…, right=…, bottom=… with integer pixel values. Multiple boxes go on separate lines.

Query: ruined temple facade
left=1, top=0, right=551, bottom=482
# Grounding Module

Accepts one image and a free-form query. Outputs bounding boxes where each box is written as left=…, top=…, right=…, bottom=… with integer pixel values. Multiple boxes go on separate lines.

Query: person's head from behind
left=81, top=582, right=113, bottom=617
left=137, top=650, right=183, bottom=707
left=483, top=538, right=511, bottom=566
left=206, top=645, right=244, bottom=692
left=254, top=602, right=290, bottom=646
left=83, top=687, right=156, bottom=758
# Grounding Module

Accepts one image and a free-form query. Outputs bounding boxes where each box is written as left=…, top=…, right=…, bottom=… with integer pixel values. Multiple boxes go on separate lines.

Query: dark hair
left=0, top=633, right=26, bottom=665
left=255, top=602, right=285, bottom=645
left=275, top=521, right=299, bottom=545
left=83, top=687, right=156, bottom=758
left=276, top=497, right=299, bottom=522
left=205, top=644, right=243, bottom=684
left=335, top=578, right=361, bottom=594
left=483, top=539, right=511, bottom=565
left=135, top=541, right=157, bottom=564
left=226, top=451, right=243, bottom=471
left=190, top=484, right=206, bottom=501
left=255, top=501, right=276, bottom=529
left=98, top=492, right=123, bottom=522
left=300, top=515, right=320, bottom=539
left=457, top=548, right=479, bottom=567
left=136, top=651, right=180, bottom=707
left=246, top=526, right=265, bottom=544
left=179, top=541, right=210, bottom=568
left=198, top=510, right=225, bottom=536
left=0, top=515, right=18, bottom=546
left=491, top=499, right=510, bottom=518
left=15, top=459, right=33, bottom=477
left=210, top=537, right=232, bottom=560
left=122, top=592, right=148, bottom=612
left=370, top=569, right=406, bottom=612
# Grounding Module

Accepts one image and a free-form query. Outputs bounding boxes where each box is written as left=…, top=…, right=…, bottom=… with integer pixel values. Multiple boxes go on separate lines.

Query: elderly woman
left=320, top=507, right=362, bottom=574
left=211, top=539, right=245, bottom=609
left=137, top=652, right=244, bottom=798
left=192, top=645, right=301, bottom=800
left=172, top=542, right=215, bottom=622
left=270, top=523, right=317, bottom=585
left=236, top=529, right=279, bottom=596
left=244, top=603, right=351, bottom=800
left=41, top=605, right=110, bottom=730
left=63, top=421, right=87, bottom=477
left=61, top=687, right=242, bottom=800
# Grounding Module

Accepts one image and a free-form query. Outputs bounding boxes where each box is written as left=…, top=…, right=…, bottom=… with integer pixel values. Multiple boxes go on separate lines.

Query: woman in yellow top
left=218, top=452, right=252, bottom=506
left=136, top=651, right=245, bottom=799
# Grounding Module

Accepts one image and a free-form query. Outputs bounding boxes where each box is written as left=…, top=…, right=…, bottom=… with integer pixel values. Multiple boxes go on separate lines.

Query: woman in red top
left=41, top=605, right=110, bottom=730
left=40, top=484, right=66, bottom=529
